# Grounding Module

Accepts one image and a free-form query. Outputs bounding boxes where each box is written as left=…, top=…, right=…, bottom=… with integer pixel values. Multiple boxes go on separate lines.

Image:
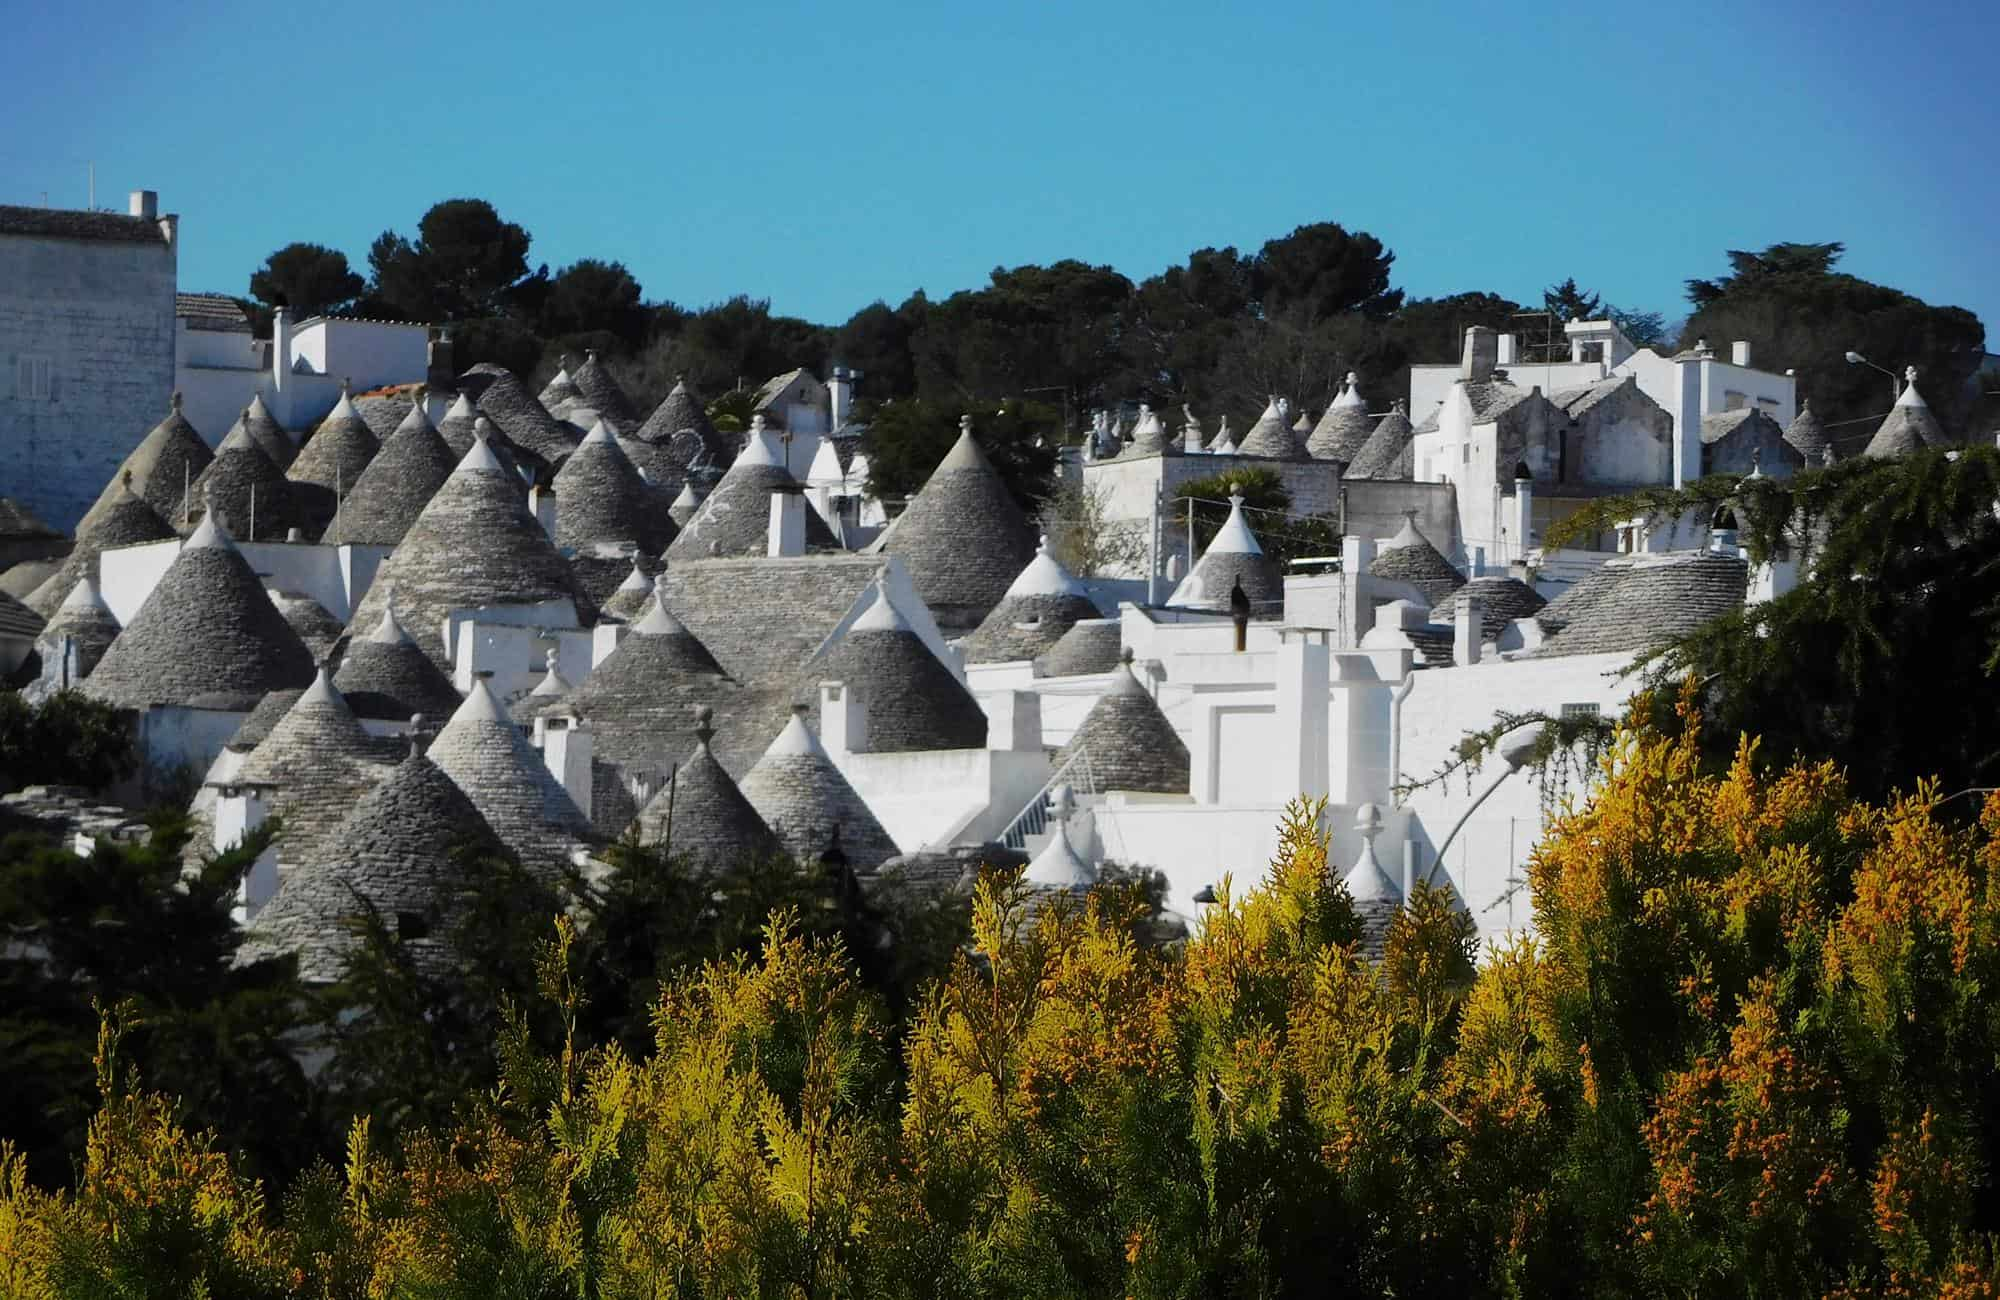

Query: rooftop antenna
left=87, top=160, right=94, bottom=211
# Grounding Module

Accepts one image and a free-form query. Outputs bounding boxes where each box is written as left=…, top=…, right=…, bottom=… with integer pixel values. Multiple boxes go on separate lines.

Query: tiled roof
left=1306, top=404, right=1373, bottom=463
left=0, top=205, right=166, bottom=244
left=1863, top=377, right=1950, bottom=460
left=1551, top=375, right=1630, bottom=418
left=598, top=558, right=657, bottom=623
left=269, top=590, right=345, bottom=663
left=1054, top=660, right=1188, bottom=795
left=175, top=293, right=252, bottom=333
left=875, top=419, right=1037, bottom=630
left=81, top=516, right=315, bottom=711
left=0, top=589, right=43, bottom=640
left=538, top=362, right=580, bottom=413
left=1534, top=550, right=1748, bottom=658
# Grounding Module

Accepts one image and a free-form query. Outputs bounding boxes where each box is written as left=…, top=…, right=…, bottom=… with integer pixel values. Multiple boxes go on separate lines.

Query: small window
left=1461, top=443, right=1471, bottom=464
left=1723, top=390, right=1748, bottom=411
left=396, top=911, right=430, bottom=940
left=15, top=357, right=51, bottom=400
left=1560, top=702, right=1601, bottom=721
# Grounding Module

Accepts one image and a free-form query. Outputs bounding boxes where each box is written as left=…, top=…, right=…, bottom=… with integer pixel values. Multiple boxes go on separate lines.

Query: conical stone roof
left=877, top=417, right=1037, bottom=630
left=426, top=678, right=595, bottom=880
left=81, top=514, right=316, bottom=710
left=437, top=392, right=483, bottom=458
left=91, top=392, right=213, bottom=529
left=286, top=387, right=381, bottom=539
left=1209, top=415, right=1237, bottom=455
left=270, top=590, right=345, bottom=662
left=228, top=688, right=305, bottom=753
left=664, top=421, right=840, bottom=560
left=34, top=577, right=120, bottom=683
left=567, top=350, right=638, bottom=426
left=1234, top=398, right=1305, bottom=460
left=1119, top=406, right=1176, bottom=459
left=535, top=594, right=741, bottom=771
left=1863, top=370, right=1950, bottom=460
left=1038, top=617, right=1122, bottom=677
left=238, top=393, right=295, bottom=469
left=958, top=540, right=1102, bottom=664
left=538, top=359, right=580, bottom=413
left=803, top=589, right=988, bottom=752
left=632, top=706, right=782, bottom=867
left=1168, top=494, right=1283, bottom=613
left=322, top=395, right=458, bottom=547
left=240, top=750, right=504, bottom=982
left=27, top=476, right=174, bottom=618
left=667, top=480, right=705, bottom=528
left=332, top=598, right=462, bottom=722
left=186, top=423, right=301, bottom=541
left=237, top=668, right=397, bottom=872
left=466, top=363, right=578, bottom=463
left=553, top=420, right=664, bottom=550
left=1369, top=513, right=1465, bottom=608
left=636, top=375, right=731, bottom=466
left=1025, top=795, right=1095, bottom=888
left=346, top=433, right=590, bottom=669
left=1783, top=400, right=1831, bottom=464
left=739, top=708, right=900, bottom=869
left=1430, top=575, right=1545, bottom=643
left=1307, top=374, right=1373, bottom=462
left=1344, top=405, right=1417, bottom=480
left=1055, top=657, right=1189, bottom=795
left=599, top=558, right=656, bottom=623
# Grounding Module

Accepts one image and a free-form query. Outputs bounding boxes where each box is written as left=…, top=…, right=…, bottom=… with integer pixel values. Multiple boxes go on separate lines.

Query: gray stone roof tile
left=331, top=599, right=462, bottom=722
left=1055, top=660, right=1188, bottom=795
left=739, top=709, right=900, bottom=868
left=1234, top=399, right=1306, bottom=460
left=631, top=706, right=781, bottom=867
left=426, top=679, right=596, bottom=881
left=876, top=419, right=1037, bottom=630
left=463, top=364, right=579, bottom=463
left=1534, top=550, right=1748, bottom=658
left=26, top=478, right=174, bottom=618
left=1037, top=617, right=1122, bottom=677
left=1343, top=407, right=1417, bottom=481
left=801, top=592, right=988, bottom=752
left=322, top=397, right=458, bottom=547
left=90, top=394, right=214, bottom=529
left=663, top=425, right=840, bottom=560
left=552, top=421, right=668, bottom=550
left=187, top=428, right=303, bottom=542
left=1429, top=575, right=1546, bottom=643
left=286, top=389, right=381, bottom=540
left=1368, top=514, right=1465, bottom=608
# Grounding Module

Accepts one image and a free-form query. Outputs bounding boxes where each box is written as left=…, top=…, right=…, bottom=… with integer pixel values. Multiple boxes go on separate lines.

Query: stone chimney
left=1461, top=326, right=1498, bottom=381
left=1453, top=595, right=1486, bottom=666
left=1512, top=462, right=1534, bottom=560
left=539, top=715, right=594, bottom=821
left=828, top=365, right=858, bottom=432
left=128, top=190, right=157, bottom=219
left=426, top=331, right=455, bottom=393
left=1731, top=340, right=1753, bottom=367
left=768, top=485, right=807, bottom=557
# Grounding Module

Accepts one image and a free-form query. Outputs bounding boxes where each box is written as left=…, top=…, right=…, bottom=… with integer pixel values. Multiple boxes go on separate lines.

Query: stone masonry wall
left=0, top=234, right=177, bottom=533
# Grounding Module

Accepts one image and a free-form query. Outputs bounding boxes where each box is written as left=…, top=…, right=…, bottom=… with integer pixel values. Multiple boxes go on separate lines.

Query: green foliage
left=863, top=396, right=1059, bottom=508
left=366, top=198, right=532, bottom=322
left=1680, top=240, right=1986, bottom=438
left=246, top=242, right=363, bottom=318
left=1037, top=478, right=1149, bottom=577
left=0, top=690, right=136, bottom=793
left=1550, top=448, right=2000, bottom=802
left=1171, top=465, right=1340, bottom=570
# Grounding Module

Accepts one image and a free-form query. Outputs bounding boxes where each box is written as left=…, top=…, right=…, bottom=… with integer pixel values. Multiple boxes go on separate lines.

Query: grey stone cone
left=665, top=451, right=839, bottom=560
left=567, top=351, right=639, bottom=426
left=739, top=712, right=900, bottom=869
left=958, top=590, right=1102, bottom=664
left=876, top=422, right=1036, bottom=631
left=1055, top=661, right=1189, bottom=795
left=240, top=751, right=504, bottom=983
left=1430, top=576, right=1545, bottom=643
left=636, top=375, right=732, bottom=470
left=26, top=478, right=173, bottom=618
left=81, top=516, right=315, bottom=710
left=90, top=395, right=213, bottom=530
left=323, top=399, right=459, bottom=547
left=1535, top=551, right=1747, bottom=658
left=1038, top=618, right=1122, bottom=677
left=236, top=670, right=397, bottom=875
left=464, top=364, right=579, bottom=463
left=287, top=392, right=382, bottom=540
left=631, top=711, right=781, bottom=868
left=333, top=603, right=462, bottom=721
left=346, top=438, right=592, bottom=671
left=1307, top=405, right=1373, bottom=463
left=425, top=680, right=595, bottom=882
left=235, top=395, right=295, bottom=470
left=187, top=430, right=302, bottom=542
left=1344, top=409, right=1416, bottom=480
left=801, top=608, right=987, bottom=752
left=553, top=423, right=669, bottom=551
left=1369, top=516, right=1465, bottom=608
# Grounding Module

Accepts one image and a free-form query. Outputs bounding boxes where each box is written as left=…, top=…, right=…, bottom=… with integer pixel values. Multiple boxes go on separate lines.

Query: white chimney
left=1496, top=332, right=1518, bottom=367
left=768, top=486, right=806, bottom=557
left=214, top=783, right=279, bottom=920
left=819, top=680, right=868, bottom=757
left=530, top=484, right=558, bottom=541
left=983, top=688, right=1043, bottom=752
left=1731, top=340, right=1752, bottom=367
left=828, top=365, right=857, bottom=432
left=1273, top=633, right=1330, bottom=801
left=1453, top=596, right=1485, bottom=667
left=128, top=190, right=157, bottom=219
left=540, top=716, right=594, bottom=821
left=1511, top=463, right=1534, bottom=561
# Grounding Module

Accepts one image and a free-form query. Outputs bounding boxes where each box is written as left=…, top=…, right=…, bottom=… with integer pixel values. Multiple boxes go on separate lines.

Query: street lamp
left=1845, top=351, right=1900, bottom=405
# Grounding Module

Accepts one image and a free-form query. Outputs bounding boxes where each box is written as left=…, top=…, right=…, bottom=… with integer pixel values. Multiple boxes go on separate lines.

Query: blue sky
left=5, top=0, right=1996, bottom=342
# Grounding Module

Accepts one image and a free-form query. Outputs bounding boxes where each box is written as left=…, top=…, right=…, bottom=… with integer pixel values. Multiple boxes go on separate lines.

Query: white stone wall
left=0, top=232, right=176, bottom=531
